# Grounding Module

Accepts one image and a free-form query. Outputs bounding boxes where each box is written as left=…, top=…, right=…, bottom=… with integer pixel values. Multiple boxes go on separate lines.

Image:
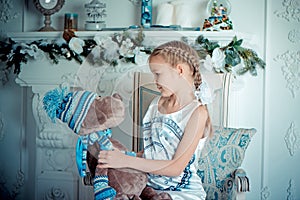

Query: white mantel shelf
left=8, top=30, right=237, bottom=43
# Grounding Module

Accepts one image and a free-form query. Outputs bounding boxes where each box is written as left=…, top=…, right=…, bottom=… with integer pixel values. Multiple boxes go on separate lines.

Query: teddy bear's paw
left=149, top=192, right=172, bottom=200
left=130, top=194, right=142, bottom=200
left=114, top=194, right=132, bottom=200
left=113, top=194, right=141, bottom=200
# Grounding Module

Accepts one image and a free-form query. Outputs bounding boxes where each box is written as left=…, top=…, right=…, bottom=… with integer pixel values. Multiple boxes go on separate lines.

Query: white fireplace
left=9, top=30, right=235, bottom=199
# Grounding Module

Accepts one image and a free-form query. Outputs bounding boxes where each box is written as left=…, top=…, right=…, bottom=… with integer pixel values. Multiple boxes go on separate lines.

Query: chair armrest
left=233, top=168, right=250, bottom=193
left=222, top=168, right=249, bottom=200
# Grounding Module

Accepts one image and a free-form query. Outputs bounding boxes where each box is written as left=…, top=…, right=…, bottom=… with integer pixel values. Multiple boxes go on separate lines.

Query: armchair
left=132, top=72, right=255, bottom=200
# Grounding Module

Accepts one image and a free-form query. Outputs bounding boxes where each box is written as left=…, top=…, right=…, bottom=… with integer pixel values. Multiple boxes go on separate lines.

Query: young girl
left=97, top=40, right=212, bottom=200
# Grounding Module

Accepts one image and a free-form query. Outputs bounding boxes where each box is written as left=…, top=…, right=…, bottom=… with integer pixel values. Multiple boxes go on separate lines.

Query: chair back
left=131, top=72, right=232, bottom=151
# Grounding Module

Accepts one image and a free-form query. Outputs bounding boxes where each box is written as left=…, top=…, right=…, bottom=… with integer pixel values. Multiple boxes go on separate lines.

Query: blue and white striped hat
left=43, top=87, right=97, bottom=134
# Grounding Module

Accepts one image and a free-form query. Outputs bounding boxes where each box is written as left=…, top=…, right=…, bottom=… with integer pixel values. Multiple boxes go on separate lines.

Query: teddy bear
left=42, top=87, right=172, bottom=200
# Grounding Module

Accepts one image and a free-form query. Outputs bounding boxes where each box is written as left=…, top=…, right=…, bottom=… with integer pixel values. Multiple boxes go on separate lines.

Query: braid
left=194, top=66, right=202, bottom=91
left=150, top=41, right=200, bottom=75
left=161, top=46, right=195, bottom=68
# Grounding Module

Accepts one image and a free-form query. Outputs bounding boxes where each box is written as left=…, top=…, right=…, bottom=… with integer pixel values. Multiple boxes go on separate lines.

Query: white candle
left=156, top=2, right=175, bottom=26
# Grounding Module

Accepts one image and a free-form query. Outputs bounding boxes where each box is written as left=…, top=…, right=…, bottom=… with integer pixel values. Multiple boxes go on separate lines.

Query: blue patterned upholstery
left=197, top=126, right=256, bottom=199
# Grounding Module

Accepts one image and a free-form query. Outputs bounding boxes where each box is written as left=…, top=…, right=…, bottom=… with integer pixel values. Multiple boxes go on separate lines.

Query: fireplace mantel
left=9, top=30, right=238, bottom=200
left=9, top=30, right=236, bottom=42
left=10, top=30, right=237, bottom=91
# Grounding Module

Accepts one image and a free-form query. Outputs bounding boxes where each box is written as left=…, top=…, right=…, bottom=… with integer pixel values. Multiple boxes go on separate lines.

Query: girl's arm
left=97, top=105, right=208, bottom=177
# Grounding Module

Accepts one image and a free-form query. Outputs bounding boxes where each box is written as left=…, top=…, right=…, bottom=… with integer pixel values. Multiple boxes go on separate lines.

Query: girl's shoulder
left=191, top=103, right=208, bottom=118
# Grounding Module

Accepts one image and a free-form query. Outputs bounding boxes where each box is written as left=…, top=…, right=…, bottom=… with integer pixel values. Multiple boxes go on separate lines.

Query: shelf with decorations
left=1, top=29, right=264, bottom=88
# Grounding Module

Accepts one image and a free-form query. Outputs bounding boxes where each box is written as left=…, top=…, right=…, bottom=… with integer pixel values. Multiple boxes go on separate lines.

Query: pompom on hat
left=43, top=87, right=97, bottom=134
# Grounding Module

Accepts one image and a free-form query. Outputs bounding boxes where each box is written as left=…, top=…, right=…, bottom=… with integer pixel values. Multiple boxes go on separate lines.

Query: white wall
left=229, top=1, right=265, bottom=199
left=263, top=0, right=300, bottom=199
left=0, top=0, right=299, bottom=199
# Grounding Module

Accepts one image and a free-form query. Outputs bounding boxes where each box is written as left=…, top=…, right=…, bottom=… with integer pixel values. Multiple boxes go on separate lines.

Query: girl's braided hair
left=149, top=40, right=212, bottom=137
left=149, top=40, right=202, bottom=90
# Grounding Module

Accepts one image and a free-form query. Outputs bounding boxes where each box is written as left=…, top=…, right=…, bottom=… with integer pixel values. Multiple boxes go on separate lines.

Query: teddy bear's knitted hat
left=43, top=87, right=97, bottom=134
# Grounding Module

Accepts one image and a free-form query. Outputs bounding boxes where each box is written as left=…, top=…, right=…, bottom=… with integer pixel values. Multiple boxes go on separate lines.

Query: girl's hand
left=97, top=149, right=127, bottom=169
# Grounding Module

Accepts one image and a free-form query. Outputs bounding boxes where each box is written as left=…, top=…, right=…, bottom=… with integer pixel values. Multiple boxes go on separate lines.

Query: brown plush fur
left=87, top=140, right=147, bottom=199
left=80, top=93, right=125, bottom=135
left=78, top=93, right=172, bottom=200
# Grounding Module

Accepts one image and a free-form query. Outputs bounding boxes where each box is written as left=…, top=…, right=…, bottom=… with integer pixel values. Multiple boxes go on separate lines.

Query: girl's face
left=149, top=55, right=181, bottom=97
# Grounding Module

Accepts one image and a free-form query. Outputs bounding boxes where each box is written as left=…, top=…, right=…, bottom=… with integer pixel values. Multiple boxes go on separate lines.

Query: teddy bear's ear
left=112, top=93, right=122, bottom=101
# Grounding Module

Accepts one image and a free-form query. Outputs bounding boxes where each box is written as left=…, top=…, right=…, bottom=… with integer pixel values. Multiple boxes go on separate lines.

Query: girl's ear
left=176, top=64, right=184, bottom=76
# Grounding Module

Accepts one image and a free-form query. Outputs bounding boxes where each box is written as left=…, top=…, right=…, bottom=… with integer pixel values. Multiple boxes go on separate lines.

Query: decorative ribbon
left=194, top=80, right=213, bottom=105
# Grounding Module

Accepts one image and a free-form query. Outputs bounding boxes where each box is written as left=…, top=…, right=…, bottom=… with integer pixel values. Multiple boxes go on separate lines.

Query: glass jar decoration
left=202, top=0, right=233, bottom=31
left=85, top=0, right=107, bottom=30
left=64, top=13, right=78, bottom=31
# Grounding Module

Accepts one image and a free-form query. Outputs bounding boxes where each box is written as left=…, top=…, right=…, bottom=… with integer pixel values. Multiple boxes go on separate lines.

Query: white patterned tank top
left=142, top=96, right=207, bottom=196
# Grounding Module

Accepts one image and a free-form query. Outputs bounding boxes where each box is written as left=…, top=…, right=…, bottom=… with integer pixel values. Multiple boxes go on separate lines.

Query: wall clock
left=33, top=0, right=65, bottom=31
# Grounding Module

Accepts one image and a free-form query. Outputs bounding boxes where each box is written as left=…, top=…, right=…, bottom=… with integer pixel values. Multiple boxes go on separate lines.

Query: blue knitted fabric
left=43, top=88, right=97, bottom=134
left=88, top=129, right=113, bottom=150
left=94, top=175, right=116, bottom=200
left=76, top=129, right=113, bottom=177
left=58, top=90, right=97, bottom=134
left=76, top=135, right=88, bottom=177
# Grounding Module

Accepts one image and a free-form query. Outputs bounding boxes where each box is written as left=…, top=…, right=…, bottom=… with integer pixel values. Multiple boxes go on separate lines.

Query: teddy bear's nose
left=112, top=93, right=123, bottom=101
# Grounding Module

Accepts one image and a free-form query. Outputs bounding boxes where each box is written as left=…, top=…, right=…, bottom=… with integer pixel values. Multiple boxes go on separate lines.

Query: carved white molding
left=34, top=91, right=77, bottom=149
left=288, top=29, right=300, bottom=43
left=34, top=92, right=65, bottom=148
left=59, top=62, right=144, bottom=97
left=37, top=171, right=78, bottom=199
left=274, top=0, right=300, bottom=22
left=45, top=149, right=76, bottom=171
left=274, top=50, right=300, bottom=98
left=286, top=179, right=296, bottom=200
left=13, top=170, right=25, bottom=199
left=284, top=122, right=300, bottom=156
left=0, top=112, right=4, bottom=141
left=97, top=64, right=147, bottom=96
left=0, top=0, right=19, bottom=23
left=261, top=186, right=270, bottom=200
left=44, top=187, right=67, bottom=200
left=0, top=169, right=24, bottom=199
left=0, top=60, right=9, bottom=84
left=128, top=0, right=140, bottom=5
